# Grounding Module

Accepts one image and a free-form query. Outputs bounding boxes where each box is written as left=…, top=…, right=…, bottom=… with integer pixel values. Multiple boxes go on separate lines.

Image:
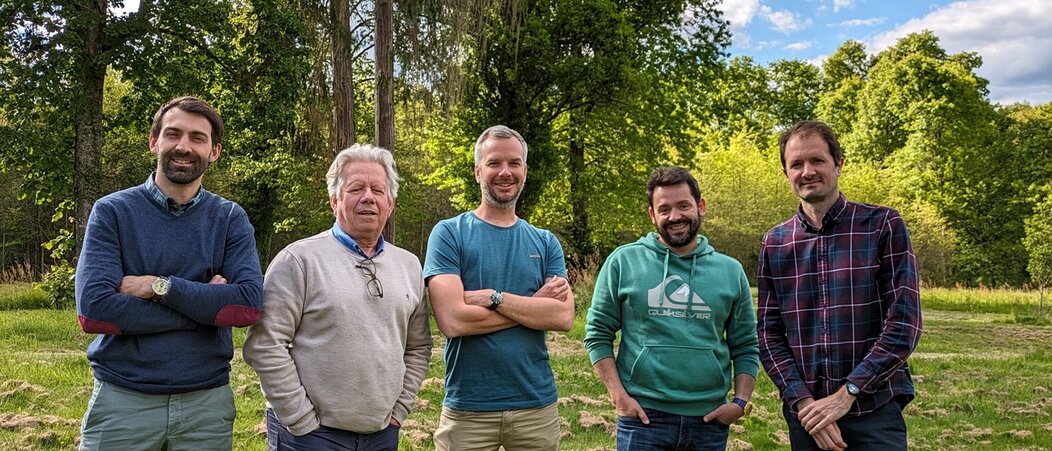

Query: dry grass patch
left=577, top=411, right=614, bottom=435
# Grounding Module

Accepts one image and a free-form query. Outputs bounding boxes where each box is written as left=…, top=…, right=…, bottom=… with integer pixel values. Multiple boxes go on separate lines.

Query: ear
left=474, top=165, right=482, bottom=183
left=149, top=135, right=159, bottom=155
left=835, top=158, right=845, bottom=176
left=697, top=198, right=707, bottom=216
left=647, top=206, right=657, bottom=226
left=208, top=143, right=222, bottom=163
left=329, top=194, right=338, bottom=213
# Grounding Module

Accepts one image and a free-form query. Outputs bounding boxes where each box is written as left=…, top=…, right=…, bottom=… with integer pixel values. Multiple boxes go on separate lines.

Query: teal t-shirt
left=423, top=212, right=567, bottom=410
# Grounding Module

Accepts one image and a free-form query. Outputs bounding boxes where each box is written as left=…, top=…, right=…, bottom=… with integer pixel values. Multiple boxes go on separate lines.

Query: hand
left=798, top=387, right=854, bottom=434
left=533, top=276, right=570, bottom=301
left=389, top=417, right=401, bottom=427
left=811, top=423, right=847, bottom=451
left=702, top=402, right=744, bottom=425
left=209, top=274, right=227, bottom=284
left=612, top=393, right=650, bottom=424
left=119, top=275, right=159, bottom=299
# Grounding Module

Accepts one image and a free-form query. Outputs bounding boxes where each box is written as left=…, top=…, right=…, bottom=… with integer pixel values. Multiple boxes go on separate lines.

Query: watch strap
left=488, top=291, right=504, bottom=311
left=732, top=397, right=752, bottom=416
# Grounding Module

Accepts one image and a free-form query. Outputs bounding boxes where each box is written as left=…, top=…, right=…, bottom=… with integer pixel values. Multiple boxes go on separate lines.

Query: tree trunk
left=73, top=0, right=108, bottom=258
left=331, top=0, right=356, bottom=151
left=567, top=112, right=593, bottom=259
left=375, top=0, right=396, bottom=242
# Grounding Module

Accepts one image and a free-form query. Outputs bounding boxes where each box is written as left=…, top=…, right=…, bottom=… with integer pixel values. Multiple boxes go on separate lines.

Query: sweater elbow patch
left=78, top=315, right=121, bottom=335
left=214, top=305, right=262, bottom=327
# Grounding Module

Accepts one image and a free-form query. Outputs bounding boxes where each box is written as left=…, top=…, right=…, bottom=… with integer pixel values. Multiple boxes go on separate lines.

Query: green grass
left=0, top=283, right=51, bottom=310
left=2, top=288, right=1052, bottom=449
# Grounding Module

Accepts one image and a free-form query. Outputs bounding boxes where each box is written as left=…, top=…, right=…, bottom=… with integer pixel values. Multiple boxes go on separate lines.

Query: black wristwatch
left=488, top=291, right=504, bottom=311
left=845, top=381, right=861, bottom=397
left=732, top=397, right=753, bottom=416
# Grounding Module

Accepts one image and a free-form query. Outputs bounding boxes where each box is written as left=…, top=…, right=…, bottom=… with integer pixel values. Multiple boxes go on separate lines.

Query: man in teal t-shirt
left=584, top=167, right=760, bottom=451
left=423, top=125, right=574, bottom=451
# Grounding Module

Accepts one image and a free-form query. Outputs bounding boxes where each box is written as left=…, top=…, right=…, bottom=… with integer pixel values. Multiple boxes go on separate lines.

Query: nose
left=801, top=162, right=816, bottom=178
left=175, top=135, right=193, bottom=151
left=498, top=164, right=511, bottom=177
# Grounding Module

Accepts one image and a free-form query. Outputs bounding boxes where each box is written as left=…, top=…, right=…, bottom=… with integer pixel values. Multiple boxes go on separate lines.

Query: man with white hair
left=245, top=144, right=433, bottom=450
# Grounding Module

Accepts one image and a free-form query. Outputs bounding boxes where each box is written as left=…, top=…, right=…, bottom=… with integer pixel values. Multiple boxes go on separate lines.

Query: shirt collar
left=331, top=222, right=385, bottom=259
left=796, top=192, right=848, bottom=232
left=144, top=173, right=204, bottom=216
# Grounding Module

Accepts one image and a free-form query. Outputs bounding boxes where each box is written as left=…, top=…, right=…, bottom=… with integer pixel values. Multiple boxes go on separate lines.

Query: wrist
left=732, top=397, right=752, bottom=416
left=487, top=290, right=504, bottom=311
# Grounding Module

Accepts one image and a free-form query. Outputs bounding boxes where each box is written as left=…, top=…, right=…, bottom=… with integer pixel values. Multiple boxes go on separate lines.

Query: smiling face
left=475, top=136, right=527, bottom=210
left=648, top=183, right=706, bottom=254
left=149, top=108, right=221, bottom=185
left=783, top=133, right=843, bottom=205
left=330, top=161, right=394, bottom=242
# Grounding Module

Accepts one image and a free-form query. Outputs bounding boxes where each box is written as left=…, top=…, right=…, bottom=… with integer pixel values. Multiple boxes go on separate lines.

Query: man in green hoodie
left=584, top=167, right=760, bottom=451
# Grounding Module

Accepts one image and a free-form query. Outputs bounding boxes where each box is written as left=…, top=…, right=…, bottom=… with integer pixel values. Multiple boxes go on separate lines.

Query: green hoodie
left=584, top=232, right=760, bottom=416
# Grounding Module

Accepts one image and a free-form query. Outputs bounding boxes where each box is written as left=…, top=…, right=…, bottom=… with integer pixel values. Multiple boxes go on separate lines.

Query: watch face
left=152, top=277, right=170, bottom=296
left=846, top=382, right=860, bottom=395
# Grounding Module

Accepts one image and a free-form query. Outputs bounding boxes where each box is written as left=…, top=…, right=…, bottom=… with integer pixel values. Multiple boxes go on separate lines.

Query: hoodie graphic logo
left=646, top=276, right=711, bottom=319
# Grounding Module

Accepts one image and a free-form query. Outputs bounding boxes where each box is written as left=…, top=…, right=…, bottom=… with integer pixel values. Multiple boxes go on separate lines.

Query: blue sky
left=717, top=0, right=1052, bottom=105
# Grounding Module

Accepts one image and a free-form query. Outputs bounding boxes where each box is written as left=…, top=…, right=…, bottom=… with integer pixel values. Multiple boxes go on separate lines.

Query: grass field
left=1, top=285, right=1051, bottom=450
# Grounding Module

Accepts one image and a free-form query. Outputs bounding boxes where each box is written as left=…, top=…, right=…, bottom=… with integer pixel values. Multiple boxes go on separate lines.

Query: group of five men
left=74, top=96, right=920, bottom=451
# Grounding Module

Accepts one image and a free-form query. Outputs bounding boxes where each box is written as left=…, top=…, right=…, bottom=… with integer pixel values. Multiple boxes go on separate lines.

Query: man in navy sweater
left=75, top=96, right=264, bottom=450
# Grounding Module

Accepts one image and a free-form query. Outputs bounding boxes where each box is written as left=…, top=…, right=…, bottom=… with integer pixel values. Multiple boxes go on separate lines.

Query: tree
left=1025, top=184, right=1052, bottom=311
left=425, top=0, right=730, bottom=256
left=767, top=59, right=821, bottom=129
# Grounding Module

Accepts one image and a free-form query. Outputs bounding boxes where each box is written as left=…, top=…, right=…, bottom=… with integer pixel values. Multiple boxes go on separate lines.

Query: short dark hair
left=778, top=120, right=843, bottom=170
left=150, top=96, right=224, bottom=147
left=647, top=167, right=700, bottom=207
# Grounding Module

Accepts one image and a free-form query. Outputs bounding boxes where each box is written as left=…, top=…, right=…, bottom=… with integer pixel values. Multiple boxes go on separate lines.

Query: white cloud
left=718, top=0, right=760, bottom=48
left=761, top=5, right=813, bottom=34
left=834, top=17, right=887, bottom=27
left=785, top=41, right=814, bottom=51
left=718, top=0, right=761, bottom=30
left=834, top=0, right=855, bottom=13
left=869, top=0, right=1052, bottom=104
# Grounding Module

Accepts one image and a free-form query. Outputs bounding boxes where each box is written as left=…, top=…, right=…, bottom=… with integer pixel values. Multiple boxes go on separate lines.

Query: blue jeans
left=617, top=408, right=730, bottom=451
left=784, top=400, right=907, bottom=451
left=266, top=409, right=400, bottom=451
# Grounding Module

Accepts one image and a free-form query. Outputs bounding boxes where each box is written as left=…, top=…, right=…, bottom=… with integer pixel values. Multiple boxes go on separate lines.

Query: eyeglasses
left=356, top=259, right=384, bottom=298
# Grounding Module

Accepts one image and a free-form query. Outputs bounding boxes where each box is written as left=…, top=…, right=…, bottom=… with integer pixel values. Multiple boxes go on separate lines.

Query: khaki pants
left=434, top=403, right=560, bottom=451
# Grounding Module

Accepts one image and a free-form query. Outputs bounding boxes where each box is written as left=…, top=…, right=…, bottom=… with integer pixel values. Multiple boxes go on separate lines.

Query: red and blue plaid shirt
left=757, top=193, right=922, bottom=416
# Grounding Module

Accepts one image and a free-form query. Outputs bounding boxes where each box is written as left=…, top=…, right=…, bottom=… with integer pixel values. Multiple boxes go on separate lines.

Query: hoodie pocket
left=627, top=345, right=727, bottom=401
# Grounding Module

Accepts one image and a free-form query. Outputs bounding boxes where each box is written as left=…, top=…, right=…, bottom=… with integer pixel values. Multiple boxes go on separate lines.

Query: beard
left=481, top=178, right=522, bottom=210
left=658, top=215, right=701, bottom=249
left=159, top=150, right=209, bottom=185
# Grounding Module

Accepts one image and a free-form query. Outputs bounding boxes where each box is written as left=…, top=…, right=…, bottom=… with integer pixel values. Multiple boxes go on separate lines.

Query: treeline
left=1, top=1, right=1050, bottom=301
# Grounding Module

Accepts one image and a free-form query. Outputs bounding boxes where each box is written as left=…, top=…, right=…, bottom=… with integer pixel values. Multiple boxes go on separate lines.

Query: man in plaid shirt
left=757, top=121, right=922, bottom=451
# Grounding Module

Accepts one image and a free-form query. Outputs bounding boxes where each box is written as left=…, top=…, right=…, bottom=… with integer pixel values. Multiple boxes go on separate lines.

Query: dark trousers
left=266, top=409, right=399, bottom=451
left=616, top=408, right=730, bottom=451
left=784, top=401, right=907, bottom=451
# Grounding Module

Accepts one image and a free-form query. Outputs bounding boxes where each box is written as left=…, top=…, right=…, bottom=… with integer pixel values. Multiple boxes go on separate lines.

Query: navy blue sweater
left=75, top=183, right=263, bottom=394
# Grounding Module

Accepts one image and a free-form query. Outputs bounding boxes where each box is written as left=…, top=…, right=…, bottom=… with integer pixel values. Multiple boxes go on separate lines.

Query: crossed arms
left=427, top=274, right=574, bottom=338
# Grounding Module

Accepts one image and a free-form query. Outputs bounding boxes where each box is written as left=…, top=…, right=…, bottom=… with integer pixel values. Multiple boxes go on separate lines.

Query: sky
left=716, top=0, right=1052, bottom=105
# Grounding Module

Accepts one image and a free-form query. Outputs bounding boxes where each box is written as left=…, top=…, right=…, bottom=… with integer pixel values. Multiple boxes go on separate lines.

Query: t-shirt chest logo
left=646, top=275, right=712, bottom=319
